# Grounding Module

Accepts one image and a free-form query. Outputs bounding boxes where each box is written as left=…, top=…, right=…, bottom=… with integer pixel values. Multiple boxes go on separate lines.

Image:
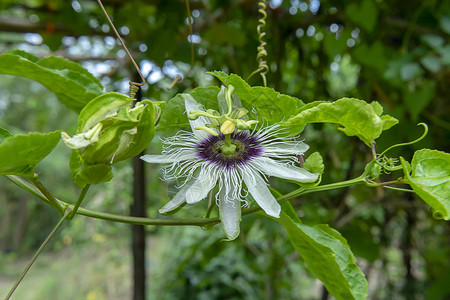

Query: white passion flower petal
left=140, top=151, right=196, bottom=164
left=159, top=180, right=194, bottom=214
left=185, top=167, right=218, bottom=204
left=263, top=140, right=310, bottom=156
left=219, top=186, right=241, bottom=240
left=253, top=157, right=319, bottom=183
left=241, top=169, right=281, bottom=218
left=184, top=94, right=210, bottom=140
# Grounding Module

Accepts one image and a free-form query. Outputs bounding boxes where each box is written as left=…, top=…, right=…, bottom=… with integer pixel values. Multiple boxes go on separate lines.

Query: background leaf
left=402, top=149, right=450, bottom=220
left=0, top=51, right=102, bottom=112
left=276, top=202, right=368, bottom=300
left=0, top=130, right=61, bottom=176
left=345, top=0, right=378, bottom=33
left=281, top=98, right=398, bottom=146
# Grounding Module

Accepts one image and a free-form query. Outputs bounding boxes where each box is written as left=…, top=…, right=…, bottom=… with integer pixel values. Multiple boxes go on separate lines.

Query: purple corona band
left=195, top=131, right=263, bottom=169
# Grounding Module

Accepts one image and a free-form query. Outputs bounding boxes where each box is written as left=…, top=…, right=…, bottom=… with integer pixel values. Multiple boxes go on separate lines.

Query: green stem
left=225, top=134, right=231, bottom=146
left=30, top=177, right=64, bottom=215
left=5, top=175, right=52, bottom=206
left=73, top=176, right=367, bottom=226
left=6, top=173, right=370, bottom=227
left=76, top=206, right=221, bottom=226
left=382, top=186, right=415, bottom=193
left=5, top=208, right=70, bottom=300
left=69, top=184, right=90, bottom=219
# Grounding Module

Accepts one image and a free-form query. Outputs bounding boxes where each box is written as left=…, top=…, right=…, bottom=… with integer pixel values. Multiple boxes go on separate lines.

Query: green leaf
left=0, top=131, right=61, bottom=176
left=302, top=152, right=324, bottom=175
left=0, top=127, right=12, bottom=144
left=204, top=23, right=246, bottom=47
left=277, top=202, right=367, bottom=300
left=400, top=62, right=423, bottom=81
left=402, top=80, right=436, bottom=120
left=157, top=87, right=220, bottom=132
left=421, top=55, right=442, bottom=73
left=210, top=72, right=303, bottom=125
left=281, top=98, right=398, bottom=146
left=401, top=149, right=450, bottom=220
left=323, top=31, right=349, bottom=58
left=440, top=15, right=450, bottom=34
left=38, top=56, right=102, bottom=95
left=340, top=225, right=381, bottom=263
left=352, top=41, right=386, bottom=74
left=0, top=51, right=102, bottom=112
left=345, top=0, right=378, bottom=33
left=421, top=34, right=445, bottom=50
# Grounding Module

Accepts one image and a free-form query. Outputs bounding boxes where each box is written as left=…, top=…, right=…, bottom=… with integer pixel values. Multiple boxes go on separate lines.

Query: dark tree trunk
left=130, top=78, right=147, bottom=300
left=131, top=154, right=147, bottom=300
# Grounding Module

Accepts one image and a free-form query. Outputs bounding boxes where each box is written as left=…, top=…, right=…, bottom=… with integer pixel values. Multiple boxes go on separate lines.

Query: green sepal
left=0, top=129, right=61, bottom=177
left=70, top=150, right=113, bottom=188
left=302, top=152, right=325, bottom=175
left=298, top=152, right=324, bottom=186
left=401, top=149, right=450, bottom=220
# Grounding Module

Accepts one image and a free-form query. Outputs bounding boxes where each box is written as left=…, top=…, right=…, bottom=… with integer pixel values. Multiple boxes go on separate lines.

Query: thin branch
left=5, top=208, right=70, bottom=300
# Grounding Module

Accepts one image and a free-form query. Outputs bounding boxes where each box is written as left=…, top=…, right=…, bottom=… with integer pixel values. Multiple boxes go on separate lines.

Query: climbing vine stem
left=5, top=208, right=71, bottom=300
left=6, top=169, right=405, bottom=228
left=247, top=0, right=269, bottom=87
left=96, top=0, right=145, bottom=98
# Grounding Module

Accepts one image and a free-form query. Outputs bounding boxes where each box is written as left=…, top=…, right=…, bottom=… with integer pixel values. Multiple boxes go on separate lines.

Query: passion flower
left=141, top=94, right=318, bottom=240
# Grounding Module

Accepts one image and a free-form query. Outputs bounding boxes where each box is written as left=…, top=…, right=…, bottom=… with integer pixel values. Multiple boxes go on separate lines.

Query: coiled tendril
left=247, top=0, right=269, bottom=87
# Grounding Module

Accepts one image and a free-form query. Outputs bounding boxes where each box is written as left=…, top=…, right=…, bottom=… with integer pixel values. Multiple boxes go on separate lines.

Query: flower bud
left=63, top=92, right=156, bottom=187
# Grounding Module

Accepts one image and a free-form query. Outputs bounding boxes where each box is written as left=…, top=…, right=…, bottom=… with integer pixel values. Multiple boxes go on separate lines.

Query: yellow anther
left=221, top=120, right=236, bottom=134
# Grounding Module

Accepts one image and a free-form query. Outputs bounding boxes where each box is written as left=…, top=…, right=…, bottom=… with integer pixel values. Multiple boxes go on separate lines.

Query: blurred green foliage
left=0, top=0, right=449, bottom=299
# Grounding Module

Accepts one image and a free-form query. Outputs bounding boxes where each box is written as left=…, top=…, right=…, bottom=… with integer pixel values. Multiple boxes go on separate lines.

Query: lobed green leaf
left=401, top=149, right=450, bottom=220
left=281, top=98, right=398, bottom=146
left=277, top=202, right=368, bottom=300
left=0, top=50, right=102, bottom=112
left=156, top=87, right=220, bottom=132
left=0, top=130, right=61, bottom=176
left=210, top=71, right=303, bottom=124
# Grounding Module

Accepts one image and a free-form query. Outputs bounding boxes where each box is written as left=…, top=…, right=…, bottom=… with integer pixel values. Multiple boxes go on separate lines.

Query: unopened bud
left=64, top=92, right=156, bottom=188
